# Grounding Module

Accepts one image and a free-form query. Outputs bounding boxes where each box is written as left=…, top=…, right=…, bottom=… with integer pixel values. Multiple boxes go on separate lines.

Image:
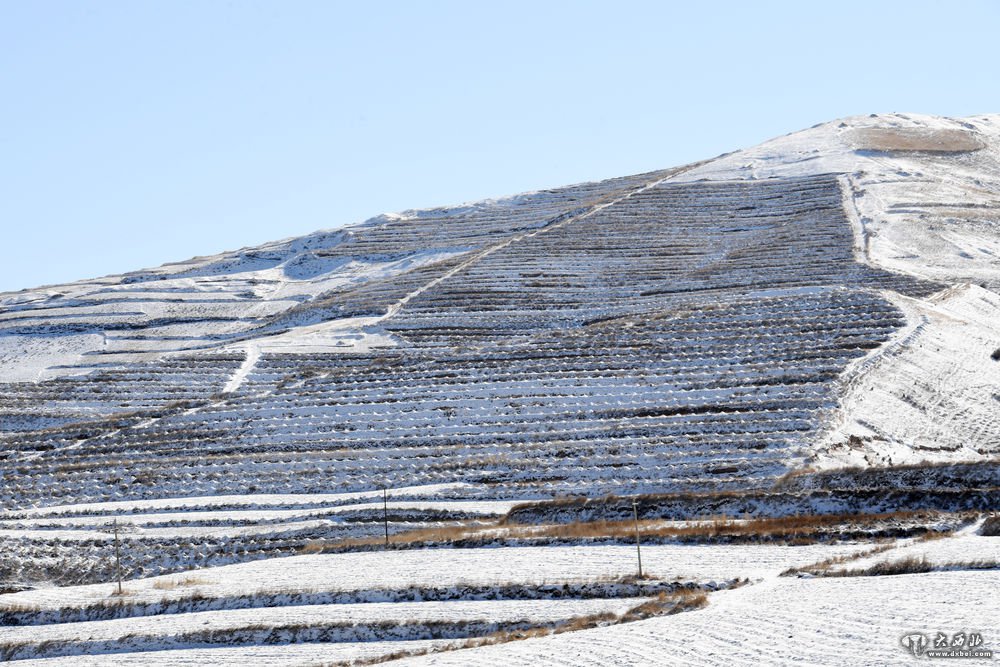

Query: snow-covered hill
left=1, top=113, right=998, bottom=665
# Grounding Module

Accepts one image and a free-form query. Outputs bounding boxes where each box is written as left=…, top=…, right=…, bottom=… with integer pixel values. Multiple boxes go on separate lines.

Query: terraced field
left=1, top=112, right=998, bottom=664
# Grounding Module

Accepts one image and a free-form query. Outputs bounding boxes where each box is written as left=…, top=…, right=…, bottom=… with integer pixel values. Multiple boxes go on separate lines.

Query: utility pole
left=632, top=499, right=643, bottom=579
left=113, top=518, right=123, bottom=594
left=382, top=488, right=390, bottom=548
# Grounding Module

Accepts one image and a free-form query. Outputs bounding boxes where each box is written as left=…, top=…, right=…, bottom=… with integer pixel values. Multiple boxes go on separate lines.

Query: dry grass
left=0, top=601, right=39, bottom=615
left=914, top=529, right=955, bottom=542
left=306, top=511, right=956, bottom=554
left=771, top=466, right=817, bottom=488
left=850, top=127, right=985, bottom=153
left=508, top=513, right=866, bottom=541
left=836, top=555, right=935, bottom=577
left=780, top=541, right=897, bottom=577
left=299, top=540, right=327, bottom=555
left=152, top=574, right=210, bottom=590
left=307, top=522, right=483, bottom=552
left=816, top=555, right=1000, bottom=578
left=618, top=589, right=708, bottom=622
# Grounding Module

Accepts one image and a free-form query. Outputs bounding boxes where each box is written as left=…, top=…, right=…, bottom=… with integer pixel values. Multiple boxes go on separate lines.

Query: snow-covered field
left=0, top=483, right=475, bottom=517
left=0, top=501, right=515, bottom=537
left=0, top=539, right=907, bottom=664
left=7, top=640, right=457, bottom=667
left=827, top=522, right=1000, bottom=573
left=0, top=542, right=865, bottom=612
left=1, top=598, right=646, bottom=659
left=393, top=569, right=1000, bottom=666
left=3, top=533, right=997, bottom=665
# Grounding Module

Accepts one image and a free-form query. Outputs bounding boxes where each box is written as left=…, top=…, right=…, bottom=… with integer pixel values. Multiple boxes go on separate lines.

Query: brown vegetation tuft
left=832, top=555, right=936, bottom=577
left=152, top=575, right=210, bottom=590
left=800, top=553, right=1000, bottom=578
left=780, top=541, right=897, bottom=577
left=850, top=127, right=985, bottom=153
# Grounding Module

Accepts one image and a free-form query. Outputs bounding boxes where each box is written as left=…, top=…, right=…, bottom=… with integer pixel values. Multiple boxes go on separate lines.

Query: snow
left=665, top=112, right=1000, bottom=470
left=3, top=537, right=994, bottom=665
left=828, top=524, right=1000, bottom=573
left=1, top=483, right=474, bottom=518
left=6, top=640, right=455, bottom=667
left=0, top=333, right=105, bottom=382
left=233, top=171, right=690, bottom=368
left=0, top=598, right=644, bottom=650
left=0, top=501, right=512, bottom=527
left=393, top=570, right=1000, bottom=666
left=814, top=284, right=1000, bottom=467
left=2, top=113, right=999, bottom=665
left=0, top=543, right=871, bottom=612
left=235, top=315, right=398, bottom=358
left=674, top=112, right=1000, bottom=289
left=0, top=245, right=473, bottom=381
left=221, top=343, right=259, bottom=394
left=0, top=501, right=515, bottom=541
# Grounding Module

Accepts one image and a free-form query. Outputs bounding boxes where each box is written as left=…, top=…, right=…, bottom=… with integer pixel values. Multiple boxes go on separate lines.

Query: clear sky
left=2, top=0, right=998, bottom=293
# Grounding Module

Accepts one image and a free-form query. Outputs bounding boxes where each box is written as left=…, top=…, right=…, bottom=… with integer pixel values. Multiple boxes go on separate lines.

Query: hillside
left=1, top=113, right=998, bottom=665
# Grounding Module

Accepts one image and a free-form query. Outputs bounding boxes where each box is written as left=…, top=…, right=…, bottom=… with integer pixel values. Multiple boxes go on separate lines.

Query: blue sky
left=2, top=0, right=998, bottom=292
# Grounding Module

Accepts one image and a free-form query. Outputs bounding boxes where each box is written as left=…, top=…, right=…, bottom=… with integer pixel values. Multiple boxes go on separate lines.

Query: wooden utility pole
left=113, top=518, right=123, bottom=594
left=382, top=488, right=390, bottom=548
left=632, top=499, right=643, bottom=578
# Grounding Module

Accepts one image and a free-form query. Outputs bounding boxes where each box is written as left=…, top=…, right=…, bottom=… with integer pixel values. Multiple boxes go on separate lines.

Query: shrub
left=820, top=556, right=999, bottom=578
left=981, top=515, right=1000, bottom=536
left=836, top=556, right=934, bottom=577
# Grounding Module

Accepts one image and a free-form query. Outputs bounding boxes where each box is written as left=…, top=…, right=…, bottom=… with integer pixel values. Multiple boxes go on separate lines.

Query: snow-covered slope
left=1, top=112, right=999, bottom=666
left=815, top=284, right=1000, bottom=468
left=676, top=113, right=1000, bottom=289
left=676, top=112, right=1000, bottom=467
left=0, top=170, right=671, bottom=382
left=1, top=113, right=997, bottom=517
